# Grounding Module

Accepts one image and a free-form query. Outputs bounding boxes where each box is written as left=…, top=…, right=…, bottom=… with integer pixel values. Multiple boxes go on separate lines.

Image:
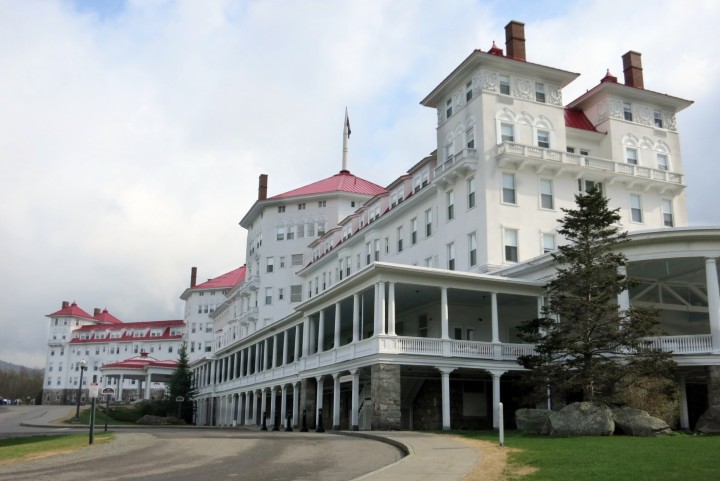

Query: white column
left=377, top=282, right=386, bottom=335
left=270, top=387, right=277, bottom=426
left=272, top=335, right=278, bottom=369
left=618, top=266, right=630, bottom=311
left=255, top=343, right=261, bottom=373
left=491, top=292, right=500, bottom=343
left=244, top=391, right=251, bottom=425
left=144, top=373, right=151, bottom=400
left=264, top=338, right=269, bottom=370
left=316, top=376, right=324, bottom=425
left=250, top=391, right=256, bottom=424
left=236, top=394, right=242, bottom=426
left=352, top=293, right=360, bottom=343
left=302, top=317, right=310, bottom=356
left=679, top=375, right=689, bottom=429
left=292, top=382, right=300, bottom=427
left=332, top=373, right=341, bottom=430
left=490, top=370, right=506, bottom=429
left=282, top=330, right=289, bottom=366
left=334, top=302, right=341, bottom=348
left=239, top=350, right=245, bottom=377
left=318, top=310, right=325, bottom=353
left=281, top=385, right=288, bottom=425
left=117, top=374, right=124, bottom=402
left=705, top=258, right=720, bottom=351
left=260, top=388, right=267, bottom=423
left=387, top=282, right=396, bottom=336
left=294, top=324, right=301, bottom=361
left=441, top=287, right=449, bottom=339
left=350, top=369, right=359, bottom=431
left=438, top=367, right=455, bottom=430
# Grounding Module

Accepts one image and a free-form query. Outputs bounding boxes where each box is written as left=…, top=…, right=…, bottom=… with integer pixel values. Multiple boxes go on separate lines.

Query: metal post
left=261, top=411, right=268, bottom=431
left=89, top=397, right=96, bottom=445
left=75, top=364, right=86, bottom=421
left=285, top=411, right=293, bottom=432
left=315, top=408, right=325, bottom=433
left=104, top=395, right=110, bottom=432
left=301, top=409, right=308, bottom=432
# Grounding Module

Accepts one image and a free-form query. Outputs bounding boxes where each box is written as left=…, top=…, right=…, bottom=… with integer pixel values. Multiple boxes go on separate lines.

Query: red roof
left=101, top=352, right=178, bottom=370
left=47, top=302, right=93, bottom=319
left=94, top=308, right=123, bottom=325
left=564, top=108, right=597, bottom=132
left=192, top=265, right=246, bottom=290
left=270, top=171, right=386, bottom=199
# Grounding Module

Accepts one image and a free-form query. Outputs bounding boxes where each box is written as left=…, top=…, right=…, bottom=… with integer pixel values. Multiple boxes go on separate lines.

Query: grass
left=63, top=406, right=138, bottom=425
left=455, top=430, right=720, bottom=481
left=0, top=433, right=114, bottom=465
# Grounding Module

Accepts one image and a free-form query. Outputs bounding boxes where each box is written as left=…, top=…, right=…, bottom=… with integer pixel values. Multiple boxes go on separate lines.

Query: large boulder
left=515, top=409, right=551, bottom=435
left=695, top=406, right=720, bottom=434
left=611, top=407, right=671, bottom=436
left=549, top=402, right=614, bottom=436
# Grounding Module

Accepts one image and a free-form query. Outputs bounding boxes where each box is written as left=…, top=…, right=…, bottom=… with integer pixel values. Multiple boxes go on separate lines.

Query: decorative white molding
left=480, top=69, right=497, bottom=91
left=514, top=78, right=533, bottom=100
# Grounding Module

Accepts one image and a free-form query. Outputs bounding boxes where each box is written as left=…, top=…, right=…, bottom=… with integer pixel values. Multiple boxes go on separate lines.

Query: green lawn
left=0, top=433, right=113, bottom=464
left=64, top=406, right=138, bottom=425
left=456, top=431, right=720, bottom=481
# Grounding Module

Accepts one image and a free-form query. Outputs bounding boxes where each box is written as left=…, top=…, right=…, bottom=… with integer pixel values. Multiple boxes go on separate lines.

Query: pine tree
left=167, top=343, right=196, bottom=420
left=517, top=187, right=676, bottom=406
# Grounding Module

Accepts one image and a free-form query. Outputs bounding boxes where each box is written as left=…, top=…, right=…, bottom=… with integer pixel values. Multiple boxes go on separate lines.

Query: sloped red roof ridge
left=47, top=302, right=93, bottom=319
left=73, top=319, right=184, bottom=331
left=564, top=108, right=597, bottom=132
left=101, top=353, right=178, bottom=370
left=269, top=170, right=387, bottom=199
left=192, top=265, right=246, bottom=290
left=93, top=308, right=123, bottom=324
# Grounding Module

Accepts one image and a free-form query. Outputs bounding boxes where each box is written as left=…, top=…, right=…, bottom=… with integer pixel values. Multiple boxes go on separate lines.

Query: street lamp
left=75, top=359, right=87, bottom=421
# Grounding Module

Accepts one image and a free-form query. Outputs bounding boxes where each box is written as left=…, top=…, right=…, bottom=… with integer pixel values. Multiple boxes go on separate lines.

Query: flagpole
left=342, top=108, right=350, bottom=172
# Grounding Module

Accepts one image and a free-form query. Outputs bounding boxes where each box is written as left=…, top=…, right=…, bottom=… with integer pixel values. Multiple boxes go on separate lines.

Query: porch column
left=318, top=310, right=325, bottom=353
left=678, top=375, right=690, bottom=429
left=239, top=350, right=245, bottom=378
left=144, top=373, right=151, bottom=399
left=260, top=388, right=267, bottom=424
left=441, top=287, right=449, bottom=339
left=387, top=282, right=396, bottom=336
left=334, top=302, right=341, bottom=348
left=282, top=330, right=289, bottom=366
left=249, top=390, right=256, bottom=424
left=350, top=369, right=360, bottom=431
left=117, top=374, right=124, bottom=402
left=705, top=258, right=720, bottom=351
left=332, top=373, right=341, bottom=430
left=618, top=266, right=630, bottom=311
left=302, top=317, right=310, bottom=357
left=236, top=393, right=242, bottom=426
left=294, top=324, right=301, bottom=361
left=255, top=343, right=261, bottom=373
left=352, top=293, right=360, bottom=343
left=292, top=381, right=300, bottom=427
left=270, top=386, right=277, bottom=427
left=376, top=282, right=386, bottom=335
left=438, top=367, right=455, bottom=430
left=272, top=335, right=278, bottom=369
left=244, top=391, right=251, bottom=425
left=264, top=338, right=270, bottom=371
left=281, top=385, right=288, bottom=424
left=491, top=292, right=500, bottom=343
left=490, top=370, right=506, bottom=429
left=316, top=376, right=324, bottom=425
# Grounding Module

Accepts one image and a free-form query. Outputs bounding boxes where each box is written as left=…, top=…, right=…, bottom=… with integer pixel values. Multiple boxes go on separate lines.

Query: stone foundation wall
left=708, top=366, right=720, bottom=407
left=300, top=378, right=317, bottom=428
left=411, top=379, right=491, bottom=430
left=371, top=364, right=401, bottom=430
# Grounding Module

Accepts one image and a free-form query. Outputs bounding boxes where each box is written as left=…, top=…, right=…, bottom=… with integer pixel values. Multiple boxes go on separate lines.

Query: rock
left=611, top=407, right=671, bottom=436
left=695, top=406, right=720, bottom=434
left=515, top=409, right=551, bottom=435
left=135, top=415, right=185, bottom=425
left=549, top=402, right=614, bottom=436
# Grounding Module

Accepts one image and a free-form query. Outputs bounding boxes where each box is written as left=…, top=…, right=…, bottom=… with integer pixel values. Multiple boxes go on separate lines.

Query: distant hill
left=0, top=360, right=42, bottom=373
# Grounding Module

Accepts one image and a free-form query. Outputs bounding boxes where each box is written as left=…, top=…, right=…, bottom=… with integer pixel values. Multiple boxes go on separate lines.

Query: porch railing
left=644, top=334, right=712, bottom=354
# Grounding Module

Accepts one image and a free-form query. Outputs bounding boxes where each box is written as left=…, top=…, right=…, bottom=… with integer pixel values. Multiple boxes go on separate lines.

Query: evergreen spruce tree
left=167, top=343, right=196, bottom=421
left=517, top=187, right=676, bottom=406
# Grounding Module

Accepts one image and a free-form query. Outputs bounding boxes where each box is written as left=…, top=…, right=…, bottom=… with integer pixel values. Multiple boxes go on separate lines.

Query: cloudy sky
left=1, top=0, right=718, bottom=368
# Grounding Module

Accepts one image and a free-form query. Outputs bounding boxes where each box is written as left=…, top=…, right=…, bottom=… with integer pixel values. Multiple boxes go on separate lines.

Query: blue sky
left=1, top=0, right=718, bottom=367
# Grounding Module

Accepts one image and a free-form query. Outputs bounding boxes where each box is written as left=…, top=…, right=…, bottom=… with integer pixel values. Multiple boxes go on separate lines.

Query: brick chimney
left=62, top=300, right=69, bottom=309
left=622, top=51, right=644, bottom=89
left=505, top=20, right=526, bottom=61
left=190, top=267, right=197, bottom=288
left=94, top=308, right=101, bottom=316
left=258, top=174, right=268, bottom=201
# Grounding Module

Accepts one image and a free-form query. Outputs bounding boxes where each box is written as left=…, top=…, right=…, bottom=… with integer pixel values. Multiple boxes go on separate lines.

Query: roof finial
left=341, top=107, right=351, bottom=173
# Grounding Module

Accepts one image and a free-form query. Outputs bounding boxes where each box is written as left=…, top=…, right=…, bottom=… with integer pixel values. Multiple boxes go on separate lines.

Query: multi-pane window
left=654, top=110, right=663, bottom=128
left=266, top=257, right=274, bottom=273
left=504, top=229, right=519, bottom=262
left=290, top=285, right=302, bottom=302
left=374, top=239, right=380, bottom=261
left=661, top=199, right=674, bottom=227
left=467, top=177, right=476, bottom=209
left=466, top=127, right=475, bottom=149
left=499, top=74, right=510, bottom=95
left=623, top=102, right=633, bottom=121
left=447, top=243, right=456, bottom=270
left=630, top=194, right=643, bottom=223
left=307, top=222, right=315, bottom=237
left=447, top=190, right=455, bottom=220
left=446, top=98, right=453, bottom=119
left=539, top=179, right=554, bottom=209
left=286, top=226, right=294, bottom=240
left=626, top=147, right=638, bottom=165
left=291, top=254, right=304, bottom=266
left=535, top=82, right=546, bottom=103
left=345, top=256, right=351, bottom=277
left=542, top=233, right=556, bottom=253
left=444, top=141, right=455, bottom=162
left=657, top=153, right=669, bottom=171
left=317, top=222, right=326, bottom=236
left=537, top=130, right=550, bottom=148
left=465, top=81, right=473, bottom=102
left=264, top=287, right=272, bottom=305
left=411, top=218, right=418, bottom=245
left=276, top=226, right=285, bottom=241
left=385, top=237, right=390, bottom=254
left=297, top=223, right=305, bottom=238
left=397, top=226, right=404, bottom=252
left=502, top=173, right=516, bottom=204
left=278, top=205, right=285, bottom=213
left=298, top=203, right=306, bottom=210
left=366, top=242, right=372, bottom=265
left=318, top=200, right=326, bottom=208
left=425, top=209, right=433, bottom=237
left=579, top=179, right=602, bottom=194
left=278, top=288, right=284, bottom=301
left=468, top=232, right=477, bottom=267
left=500, top=123, right=514, bottom=142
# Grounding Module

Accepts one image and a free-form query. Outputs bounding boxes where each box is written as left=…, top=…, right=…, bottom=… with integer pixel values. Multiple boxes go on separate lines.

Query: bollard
left=315, top=408, right=325, bottom=433
left=285, top=411, right=293, bottom=432
left=301, top=409, right=308, bottom=432
left=272, top=410, right=280, bottom=431
left=261, top=411, right=268, bottom=431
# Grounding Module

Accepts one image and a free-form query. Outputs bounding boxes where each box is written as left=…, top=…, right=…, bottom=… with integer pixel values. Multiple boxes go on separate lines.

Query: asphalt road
left=0, top=407, right=405, bottom=481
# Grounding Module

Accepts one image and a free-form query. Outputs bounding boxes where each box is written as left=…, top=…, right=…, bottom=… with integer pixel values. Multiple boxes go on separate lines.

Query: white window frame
left=468, top=232, right=477, bottom=267
left=537, top=129, right=550, bottom=149
left=654, top=110, right=663, bottom=128
left=445, top=98, right=453, bottom=119
left=447, top=242, right=456, bottom=270
left=541, top=233, right=556, bottom=253
left=465, top=127, right=475, bottom=149
left=467, top=177, right=476, bottom=209
left=535, top=82, right=546, bottom=103
left=425, top=209, right=433, bottom=238
left=465, top=81, right=473, bottom=102
left=661, top=199, right=674, bottom=227
left=447, top=190, right=455, bottom=220
left=502, top=173, right=517, bottom=205
left=539, top=179, right=554, bottom=210
left=630, top=194, right=643, bottom=223
left=657, top=153, right=669, bottom=171
left=626, top=147, right=639, bottom=165
left=500, top=122, right=514, bottom=143
left=499, top=74, right=510, bottom=95
left=503, top=228, right=519, bottom=263
left=623, top=102, right=633, bottom=121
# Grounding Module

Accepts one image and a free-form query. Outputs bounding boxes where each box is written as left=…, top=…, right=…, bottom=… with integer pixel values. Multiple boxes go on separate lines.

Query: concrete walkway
left=18, top=406, right=482, bottom=481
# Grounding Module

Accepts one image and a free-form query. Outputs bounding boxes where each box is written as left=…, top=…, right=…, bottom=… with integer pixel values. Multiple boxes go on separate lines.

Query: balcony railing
left=644, top=334, right=712, bottom=354
left=434, top=148, right=478, bottom=181
left=497, top=142, right=684, bottom=186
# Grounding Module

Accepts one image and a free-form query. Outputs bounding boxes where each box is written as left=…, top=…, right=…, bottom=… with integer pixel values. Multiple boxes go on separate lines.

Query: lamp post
left=75, top=359, right=87, bottom=421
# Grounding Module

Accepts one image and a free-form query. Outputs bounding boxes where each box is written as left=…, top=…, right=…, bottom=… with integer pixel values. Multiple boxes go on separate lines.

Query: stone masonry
left=371, top=363, right=401, bottom=430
